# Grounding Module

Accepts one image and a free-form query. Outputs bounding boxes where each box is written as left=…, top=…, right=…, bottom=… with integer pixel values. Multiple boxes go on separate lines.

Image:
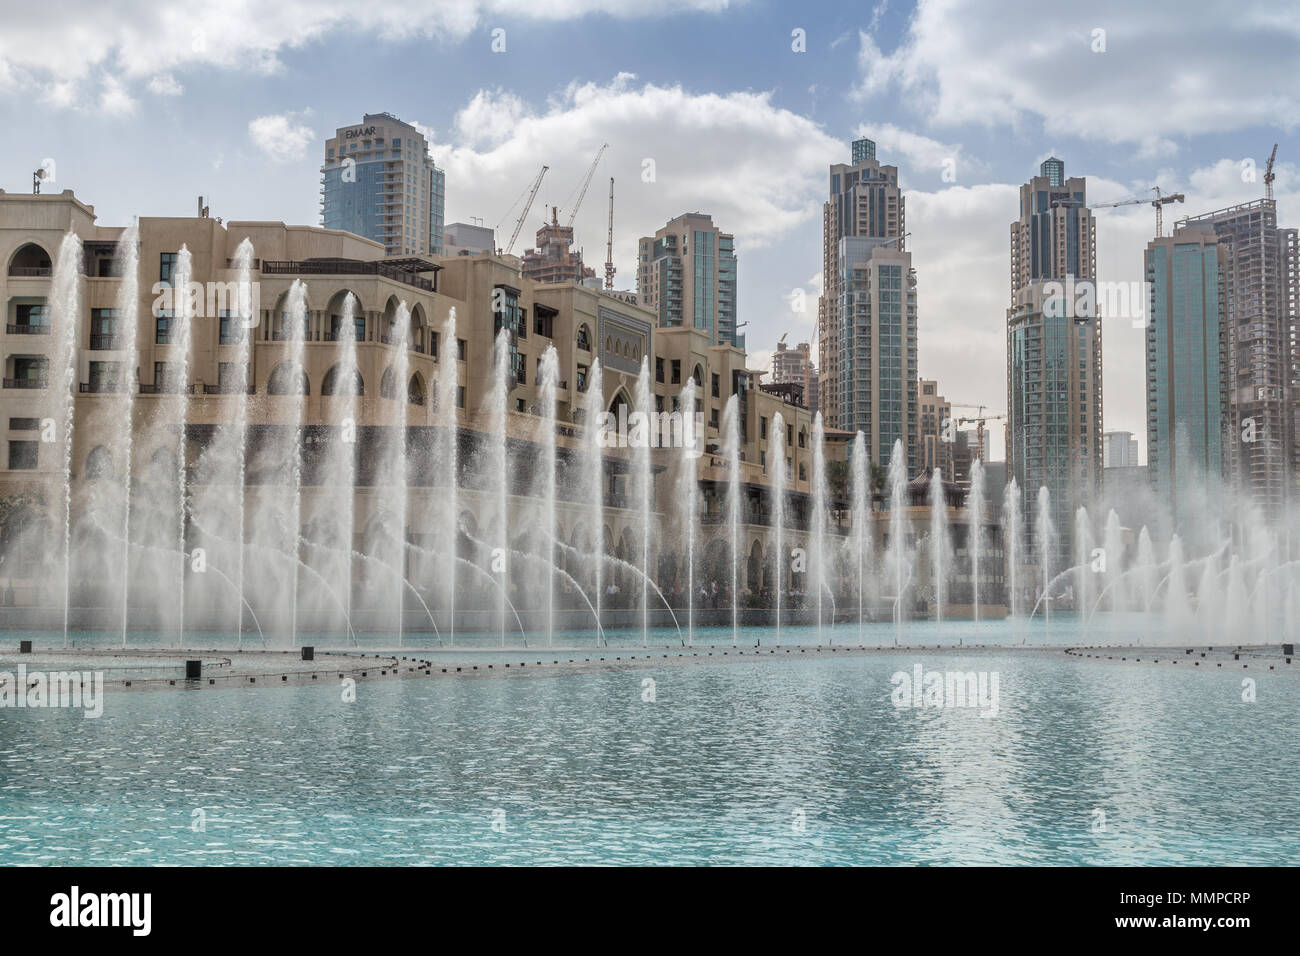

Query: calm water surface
left=1, top=625, right=1295, bottom=865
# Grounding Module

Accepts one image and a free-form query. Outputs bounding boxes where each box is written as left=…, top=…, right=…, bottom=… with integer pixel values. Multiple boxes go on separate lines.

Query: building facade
left=521, top=208, right=596, bottom=285
left=1006, top=157, right=1102, bottom=558
left=1102, top=430, right=1140, bottom=469
left=818, top=138, right=916, bottom=475
left=637, top=213, right=740, bottom=349
left=0, top=189, right=1008, bottom=624
left=919, top=379, right=952, bottom=478
left=1176, top=199, right=1298, bottom=514
left=770, top=339, right=817, bottom=411
left=321, top=113, right=446, bottom=257
left=1144, top=227, right=1228, bottom=520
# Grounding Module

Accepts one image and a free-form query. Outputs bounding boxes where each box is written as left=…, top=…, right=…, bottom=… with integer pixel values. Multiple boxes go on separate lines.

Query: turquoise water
left=1, top=623, right=1296, bottom=865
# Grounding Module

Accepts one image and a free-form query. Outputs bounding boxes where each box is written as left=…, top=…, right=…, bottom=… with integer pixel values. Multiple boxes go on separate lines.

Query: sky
left=2, top=0, right=1298, bottom=461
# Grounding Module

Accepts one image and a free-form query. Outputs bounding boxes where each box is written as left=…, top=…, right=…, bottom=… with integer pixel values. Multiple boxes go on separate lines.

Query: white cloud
left=855, top=122, right=986, bottom=184
left=99, top=77, right=137, bottom=116
left=853, top=0, right=1300, bottom=147
left=0, top=1, right=741, bottom=107
left=147, top=74, right=184, bottom=96
left=432, top=77, right=840, bottom=274
left=248, top=111, right=315, bottom=164
left=453, top=90, right=529, bottom=148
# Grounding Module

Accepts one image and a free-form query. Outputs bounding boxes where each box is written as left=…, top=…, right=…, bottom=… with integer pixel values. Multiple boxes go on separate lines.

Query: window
left=671, top=360, right=681, bottom=385
left=655, top=357, right=665, bottom=383
left=155, top=312, right=172, bottom=345
left=577, top=365, right=588, bottom=393
left=515, top=398, right=526, bottom=413
left=159, top=252, right=178, bottom=284
left=8, top=441, right=37, bottom=470
left=90, top=309, right=120, bottom=349
left=218, top=362, right=249, bottom=392
left=8, top=418, right=39, bottom=431
left=430, top=331, right=439, bottom=359
left=13, top=304, right=49, bottom=332
left=712, top=373, right=720, bottom=398
left=154, top=361, right=181, bottom=392
left=10, top=356, right=48, bottom=387
left=457, top=339, right=467, bottom=361
left=328, top=313, right=365, bottom=343
left=710, top=407, right=719, bottom=428
left=456, top=386, right=466, bottom=409
left=219, top=311, right=242, bottom=345
left=576, top=325, right=591, bottom=351
left=88, top=361, right=121, bottom=390
left=534, top=308, right=555, bottom=338
left=760, top=417, right=768, bottom=440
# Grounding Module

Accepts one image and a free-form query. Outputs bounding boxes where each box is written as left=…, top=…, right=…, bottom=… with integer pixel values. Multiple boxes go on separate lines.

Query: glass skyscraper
left=1145, top=228, right=1227, bottom=524
left=321, top=113, right=445, bottom=257
left=1007, top=157, right=1102, bottom=562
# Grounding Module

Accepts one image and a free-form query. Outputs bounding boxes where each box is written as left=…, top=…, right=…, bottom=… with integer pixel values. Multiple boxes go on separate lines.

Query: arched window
left=380, top=366, right=396, bottom=399
left=84, top=445, right=113, bottom=479
left=608, top=389, right=631, bottom=427
left=267, top=362, right=309, bottom=395
left=321, top=363, right=363, bottom=397
left=408, top=373, right=425, bottom=406
left=8, top=242, right=52, bottom=276
left=576, top=324, right=592, bottom=352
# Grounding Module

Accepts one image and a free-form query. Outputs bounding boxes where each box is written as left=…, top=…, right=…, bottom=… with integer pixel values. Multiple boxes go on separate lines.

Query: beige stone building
left=0, top=189, right=1004, bottom=623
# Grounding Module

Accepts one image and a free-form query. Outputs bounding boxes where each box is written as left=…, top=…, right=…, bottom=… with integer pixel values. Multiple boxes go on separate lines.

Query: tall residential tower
left=1144, top=226, right=1228, bottom=523
left=1006, top=157, right=1102, bottom=558
left=321, top=113, right=446, bottom=257
left=1176, top=199, right=1298, bottom=513
left=817, top=137, right=917, bottom=474
left=636, top=212, right=740, bottom=348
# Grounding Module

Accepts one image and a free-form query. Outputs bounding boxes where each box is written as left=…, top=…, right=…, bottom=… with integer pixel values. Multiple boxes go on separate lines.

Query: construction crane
left=1265, top=143, right=1278, bottom=201
left=567, top=143, right=608, bottom=228
left=1089, top=186, right=1185, bottom=237
left=604, top=177, right=616, bottom=291
left=948, top=403, right=1006, bottom=463
left=503, top=165, right=548, bottom=256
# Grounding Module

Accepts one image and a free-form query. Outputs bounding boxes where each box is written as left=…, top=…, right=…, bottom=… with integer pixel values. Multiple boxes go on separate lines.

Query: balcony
left=4, top=377, right=47, bottom=389
left=7, top=267, right=51, bottom=278
left=90, top=333, right=124, bottom=350
left=203, top=383, right=256, bottom=395
left=79, top=381, right=128, bottom=394
left=6, top=324, right=50, bottom=335
left=139, top=383, right=195, bottom=395
left=261, top=257, right=439, bottom=293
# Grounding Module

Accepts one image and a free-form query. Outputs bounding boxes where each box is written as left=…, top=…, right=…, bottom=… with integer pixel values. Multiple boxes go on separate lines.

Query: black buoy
left=185, top=660, right=202, bottom=680
left=301, top=646, right=315, bottom=661
left=19, top=640, right=31, bottom=654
